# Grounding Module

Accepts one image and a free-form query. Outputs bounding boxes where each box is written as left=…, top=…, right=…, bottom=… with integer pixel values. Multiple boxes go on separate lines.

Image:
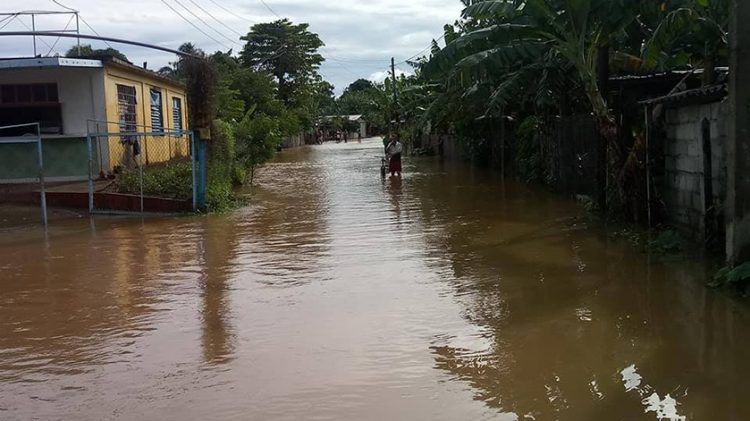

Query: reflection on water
left=0, top=138, right=749, bottom=420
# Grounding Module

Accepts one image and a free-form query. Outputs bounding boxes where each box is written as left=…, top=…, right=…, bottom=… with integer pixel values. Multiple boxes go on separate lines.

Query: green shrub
left=516, top=116, right=547, bottom=184
left=205, top=171, right=238, bottom=212
left=709, top=262, right=750, bottom=290
left=116, top=161, right=193, bottom=200
left=647, top=229, right=686, bottom=255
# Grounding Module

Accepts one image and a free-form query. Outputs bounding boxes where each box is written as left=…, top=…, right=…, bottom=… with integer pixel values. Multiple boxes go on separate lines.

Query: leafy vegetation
left=147, top=19, right=333, bottom=211
left=65, top=44, right=130, bottom=62
left=710, top=262, right=750, bottom=290
left=381, top=0, right=729, bottom=219
left=115, top=161, right=193, bottom=200
left=647, top=229, right=686, bottom=255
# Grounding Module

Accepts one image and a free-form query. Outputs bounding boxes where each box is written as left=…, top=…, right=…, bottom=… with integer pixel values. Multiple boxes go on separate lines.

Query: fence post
left=191, top=132, right=197, bottom=211
left=194, top=132, right=207, bottom=210
left=139, top=142, right=144, bottom=214
left=36, top=124, right=47, bottom=227
left=87, top=135, right=94, bottom=213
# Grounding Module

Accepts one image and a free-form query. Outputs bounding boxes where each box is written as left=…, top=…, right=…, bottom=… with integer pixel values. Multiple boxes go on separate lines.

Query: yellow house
left=101, top=58, right=189, bottom=172
left=0, top=57, right=189, bottom=182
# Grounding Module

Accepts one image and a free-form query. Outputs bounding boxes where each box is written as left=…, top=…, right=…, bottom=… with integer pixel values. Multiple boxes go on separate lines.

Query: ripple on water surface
left=0, top=139, right=748, bottom=420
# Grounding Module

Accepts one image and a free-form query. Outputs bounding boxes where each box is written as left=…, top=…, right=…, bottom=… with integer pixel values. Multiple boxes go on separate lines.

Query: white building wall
left=663, top=99, right=729, bottom=237
left=0, top=67, right=106, bottom=136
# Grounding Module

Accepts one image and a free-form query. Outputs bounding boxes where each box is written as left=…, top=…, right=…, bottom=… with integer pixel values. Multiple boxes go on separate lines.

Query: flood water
left=1, top=138, right=750, bottom=420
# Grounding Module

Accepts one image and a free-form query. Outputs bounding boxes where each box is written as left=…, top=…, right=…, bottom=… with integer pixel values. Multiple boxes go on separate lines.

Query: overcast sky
left=0, top=0, right=462, bottom=94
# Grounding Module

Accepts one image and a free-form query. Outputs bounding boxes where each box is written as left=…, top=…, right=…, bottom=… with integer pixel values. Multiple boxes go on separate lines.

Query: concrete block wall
left=663, top=100, right=728, bottom=237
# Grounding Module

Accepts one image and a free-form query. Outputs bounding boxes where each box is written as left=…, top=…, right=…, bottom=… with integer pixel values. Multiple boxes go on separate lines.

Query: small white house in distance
left=348, top=115, right=367, bottom=138
left=319, top=114, right=367, bottom=138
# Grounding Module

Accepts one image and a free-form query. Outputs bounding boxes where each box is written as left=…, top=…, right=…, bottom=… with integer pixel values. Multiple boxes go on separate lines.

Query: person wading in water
left=385, top=135, right=403, bottom=177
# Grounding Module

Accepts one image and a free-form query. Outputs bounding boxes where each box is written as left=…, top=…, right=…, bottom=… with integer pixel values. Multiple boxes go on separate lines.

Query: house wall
left=0, top=67, right=106, bottom=135
left=0, top=67, right=106, bottom=182
left=663, top=100, right=728, bottom=237
left=102, top=64, right=189, bottom=171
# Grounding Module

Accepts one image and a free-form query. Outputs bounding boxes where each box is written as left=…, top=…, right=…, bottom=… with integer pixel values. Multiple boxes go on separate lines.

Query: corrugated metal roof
left=640, top=83, right=728, bottom=106
left=320, top=115, right=365, bottom=121
left=610, top=67, right=729, bottom=82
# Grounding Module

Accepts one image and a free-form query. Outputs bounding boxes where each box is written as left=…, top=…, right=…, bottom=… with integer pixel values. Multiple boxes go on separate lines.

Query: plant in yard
left=641, top=0, right=729, bottom=84
left=420, top=0, right=658, bottom=211
left=709, top=262, right=750, bottom=293
left=234, top=109, right=283, bottom=185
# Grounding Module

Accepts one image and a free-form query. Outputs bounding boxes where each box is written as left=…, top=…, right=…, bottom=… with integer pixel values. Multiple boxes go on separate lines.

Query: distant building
left=319, top=114, right=367, bottom=138
left=0, top=57, right=188, bottom=183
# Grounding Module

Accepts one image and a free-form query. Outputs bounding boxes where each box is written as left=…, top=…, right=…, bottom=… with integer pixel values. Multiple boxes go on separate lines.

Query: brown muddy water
left=1, top=138, right=749, bottom=421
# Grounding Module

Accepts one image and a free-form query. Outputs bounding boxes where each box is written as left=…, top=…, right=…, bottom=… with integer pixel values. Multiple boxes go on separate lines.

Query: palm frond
left=641, top=8, right=697, bottom=69
left=424, top=24, right=539, bottom=78
left=462, top=0, right=520, bottom=20
left=448, top=41, right=550, bottom=83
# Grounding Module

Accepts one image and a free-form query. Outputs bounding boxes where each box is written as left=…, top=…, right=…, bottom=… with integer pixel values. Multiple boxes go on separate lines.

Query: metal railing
left=0, top=122, right=47, bottom=226
left=85, top=120, right=196, bottom=214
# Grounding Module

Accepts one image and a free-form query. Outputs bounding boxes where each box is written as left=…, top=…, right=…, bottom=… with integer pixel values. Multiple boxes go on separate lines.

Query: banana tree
left=641, top=0, right=729, bottom=84
left=419, top=0, right=647, bottom=211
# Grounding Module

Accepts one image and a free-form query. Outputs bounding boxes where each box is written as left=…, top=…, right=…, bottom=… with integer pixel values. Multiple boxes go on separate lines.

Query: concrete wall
left=0, top=67, right=105, bottom=182
left=0, top=67, right=106, bottom=135
left=103, top=64, right=189, bottom=172
left=663, top=100, right=729, bottom=237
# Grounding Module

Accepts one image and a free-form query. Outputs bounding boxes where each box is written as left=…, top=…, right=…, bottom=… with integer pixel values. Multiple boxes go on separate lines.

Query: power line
left=46, top=14, right=75, bottom=56
left=0, top=14, right=15, bottom=26
left=326, top=55, right=391, bottom=64
left=185, top=0, right=245, bottom=37
left=159, top=0, right=232, bottom=49
left=319, top=32, right=446, bottom=69
left=15, top=16, right=56, bottom=52
left=51, top=0, right=76, bottom=11
left=172, top=0, right=241, bottom=47
left=77, top=15, right=116, bottom=49
left=50, top=0, right=117, bottom=49
left=258, top=0, right=281, bottom=18
left=0, top=14, right=17, bottom=31
left=394, top=34, right=445, bottom=66
left=205, top=0, right=255, bottom=25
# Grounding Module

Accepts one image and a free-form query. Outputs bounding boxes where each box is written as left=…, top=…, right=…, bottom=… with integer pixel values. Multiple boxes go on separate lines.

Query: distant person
left=358, top=132, right=362, bottom=143
left=344, top=131, right=348, bottom=143
left=385, top=136, right=403, bottom=177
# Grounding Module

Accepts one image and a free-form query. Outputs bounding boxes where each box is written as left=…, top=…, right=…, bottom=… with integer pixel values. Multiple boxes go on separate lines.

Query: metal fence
left=0, top=123, right=47, bottom=226
left=86, top=120, right=198, bottom=214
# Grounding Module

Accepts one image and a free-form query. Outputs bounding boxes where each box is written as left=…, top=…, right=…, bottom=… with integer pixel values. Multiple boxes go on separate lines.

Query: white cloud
left=368, top=69, right=413, bottom=83
left=0, top=0, right=461, bottom=93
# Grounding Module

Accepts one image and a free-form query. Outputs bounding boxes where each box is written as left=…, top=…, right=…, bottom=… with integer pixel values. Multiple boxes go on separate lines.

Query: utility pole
left=727, top=0, right=750, bottom=263
left=391, top=57, right=399, bottom=134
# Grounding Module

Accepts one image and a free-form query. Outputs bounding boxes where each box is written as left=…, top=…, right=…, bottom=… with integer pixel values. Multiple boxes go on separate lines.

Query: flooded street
left=2, top=138, right=750, bottom=420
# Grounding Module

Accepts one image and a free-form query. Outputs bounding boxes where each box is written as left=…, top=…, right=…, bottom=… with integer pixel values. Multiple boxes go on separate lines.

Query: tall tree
left=344, top=78, right=375, bottom=94
left=240, top=19, right=325, bottom=105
